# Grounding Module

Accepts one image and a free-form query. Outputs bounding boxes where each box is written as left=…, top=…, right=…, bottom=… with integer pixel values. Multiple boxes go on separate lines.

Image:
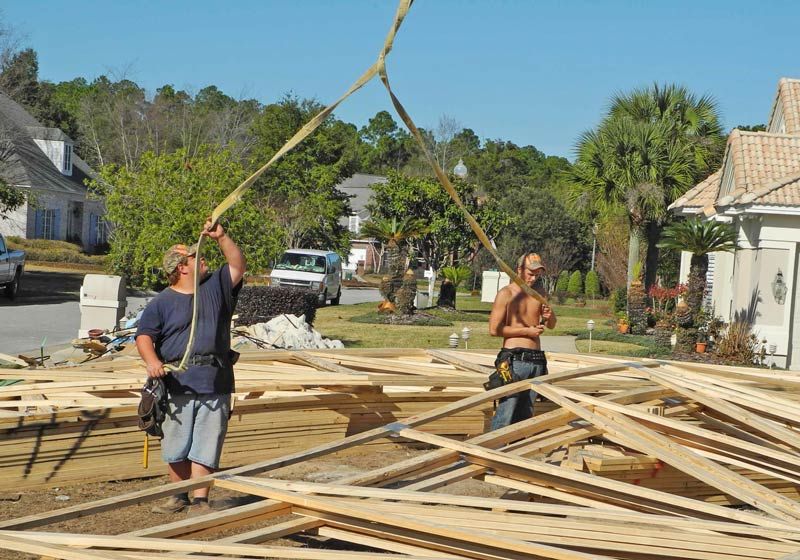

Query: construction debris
left=2, top=351, right=800, bottom=558
left=234, top=313, right=344, bottom=349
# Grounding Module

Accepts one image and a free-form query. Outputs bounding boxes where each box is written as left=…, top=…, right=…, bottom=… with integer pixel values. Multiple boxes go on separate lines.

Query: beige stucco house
left=670, top=78, right=800, bottom=369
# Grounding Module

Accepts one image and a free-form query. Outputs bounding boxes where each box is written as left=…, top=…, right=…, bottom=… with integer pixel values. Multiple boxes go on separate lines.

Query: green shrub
left=584, top=270, right=601, bottom=299
left=567, top=270, right=583, bottom=296
left=555, top=270, right=569, bottom=294
left=610, top=287, right=627, bottom=314
left=6, top=236, right=107, bottom=265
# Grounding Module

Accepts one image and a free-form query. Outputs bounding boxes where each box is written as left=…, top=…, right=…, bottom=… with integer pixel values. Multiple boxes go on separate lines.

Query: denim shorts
left=161, top=393, right=230, bottom=469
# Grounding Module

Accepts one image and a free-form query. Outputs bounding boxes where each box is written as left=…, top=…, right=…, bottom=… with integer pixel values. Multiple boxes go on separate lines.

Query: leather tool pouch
left=137, top=377, right=168, bottom=438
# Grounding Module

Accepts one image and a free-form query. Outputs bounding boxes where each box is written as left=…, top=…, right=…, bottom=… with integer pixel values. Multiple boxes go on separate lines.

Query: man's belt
left=498, top=348, right=547, bottom=364
left=167, top=354, right=222, bottom=368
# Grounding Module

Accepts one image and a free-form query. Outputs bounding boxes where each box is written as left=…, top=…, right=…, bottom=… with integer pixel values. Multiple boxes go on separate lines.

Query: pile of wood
left=2, top=352, right=800, bottom=558
left=0, top=348, right=510, bottom=491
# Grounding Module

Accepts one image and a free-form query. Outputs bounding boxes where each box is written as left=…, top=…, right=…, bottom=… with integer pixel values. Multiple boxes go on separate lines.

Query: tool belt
left=483, top=348, right=547, bottom=391
left=166, top=350, right=240, bottom=369
left=497, top=347, right=547, bottom=365
left=137, top=377, right=168, bottom=438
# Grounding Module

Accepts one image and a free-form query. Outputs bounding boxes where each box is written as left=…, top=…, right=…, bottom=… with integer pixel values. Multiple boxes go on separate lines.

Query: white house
left=0, top=92, right=106, bottom=251
left=670, top=78, right=800, bottom=368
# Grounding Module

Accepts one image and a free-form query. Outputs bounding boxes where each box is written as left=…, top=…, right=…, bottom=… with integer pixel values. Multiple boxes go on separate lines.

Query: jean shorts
left=161, top=393, right=230, bottom=469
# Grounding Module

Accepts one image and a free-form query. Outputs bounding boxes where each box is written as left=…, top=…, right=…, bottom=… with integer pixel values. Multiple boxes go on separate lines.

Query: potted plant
left=616, top=312, right=629, bottom=334
left=696, top=331, right=708, bottom=353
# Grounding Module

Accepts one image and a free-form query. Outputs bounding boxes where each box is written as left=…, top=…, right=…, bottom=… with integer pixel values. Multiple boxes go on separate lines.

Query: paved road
left=0, top=288, right=381, bottom=356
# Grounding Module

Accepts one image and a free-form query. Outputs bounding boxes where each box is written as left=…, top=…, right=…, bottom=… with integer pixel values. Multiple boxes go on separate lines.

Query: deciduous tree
left=91, top=147, right=284, bottom=288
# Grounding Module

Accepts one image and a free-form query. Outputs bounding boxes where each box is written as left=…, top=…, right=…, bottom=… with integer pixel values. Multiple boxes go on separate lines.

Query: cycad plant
left=438, top=265, right=471, bottom=309
left=657, top=217, right=737, bottom=319
left=362, top=217, right=428, bottom=305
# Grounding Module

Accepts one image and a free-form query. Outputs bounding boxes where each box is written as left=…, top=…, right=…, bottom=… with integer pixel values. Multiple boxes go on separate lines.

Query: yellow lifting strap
left=176, top=0, right=545, bottom=371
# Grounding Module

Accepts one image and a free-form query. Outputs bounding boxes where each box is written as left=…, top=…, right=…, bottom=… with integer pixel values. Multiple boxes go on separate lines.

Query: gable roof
left=716, top=129, right=800, bottom=205
left=672, top=77, right=800, bottom=218
left=767, top=78, right=800, bottom=134
left=336, top=173, right=387, bottom=218
left=0, top=92, right=95, bottom=196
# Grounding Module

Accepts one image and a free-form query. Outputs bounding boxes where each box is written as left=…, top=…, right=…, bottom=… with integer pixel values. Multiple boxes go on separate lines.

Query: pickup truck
left=0, top=233, right=25, bottom=299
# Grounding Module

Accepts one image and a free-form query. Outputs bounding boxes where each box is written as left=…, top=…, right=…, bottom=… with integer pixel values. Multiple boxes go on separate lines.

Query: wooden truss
left=2, top=351, right=800, bottom=558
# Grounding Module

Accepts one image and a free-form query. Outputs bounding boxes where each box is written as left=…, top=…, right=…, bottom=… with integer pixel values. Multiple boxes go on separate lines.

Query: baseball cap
left=516, top=252, right=546, bottom=272
left=163, top=243, right=199, bottom=275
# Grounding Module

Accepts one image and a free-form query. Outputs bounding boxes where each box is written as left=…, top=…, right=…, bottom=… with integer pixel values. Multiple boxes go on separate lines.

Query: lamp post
left=461, top=326, right=471, bottom=350
left=586, top=319, right=595, bottom=353
left=448, top=333, right=459, bottom=349
left=454, top=159, right=468, bottom=179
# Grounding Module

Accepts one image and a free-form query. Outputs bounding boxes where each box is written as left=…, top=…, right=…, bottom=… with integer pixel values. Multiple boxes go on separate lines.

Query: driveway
left=0, top=270, right=381, bottom=355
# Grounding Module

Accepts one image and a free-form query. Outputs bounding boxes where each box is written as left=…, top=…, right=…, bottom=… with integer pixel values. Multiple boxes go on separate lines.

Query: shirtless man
left=487, top=252, right=556, bottom=430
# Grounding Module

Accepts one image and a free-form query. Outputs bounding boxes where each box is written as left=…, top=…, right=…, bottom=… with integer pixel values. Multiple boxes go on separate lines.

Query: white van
left=270, top=249, right=342, bottom=305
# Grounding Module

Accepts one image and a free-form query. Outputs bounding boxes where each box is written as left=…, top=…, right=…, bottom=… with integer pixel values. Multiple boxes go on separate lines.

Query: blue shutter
left=34, top=210, right=44, bottom=238
left=89, top=214, right=98, bottom=246
left=53, top=209, right=62, bottom=240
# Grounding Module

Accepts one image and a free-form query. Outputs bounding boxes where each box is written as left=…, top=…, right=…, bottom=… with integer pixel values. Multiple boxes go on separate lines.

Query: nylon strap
left=177, top=0, right=544, bottom=370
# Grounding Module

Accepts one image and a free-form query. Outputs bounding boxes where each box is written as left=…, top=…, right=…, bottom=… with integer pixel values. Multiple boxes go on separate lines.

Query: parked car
left=270, top=249, right=342, bottom=305
left=0, top=233, right=25, bottom=299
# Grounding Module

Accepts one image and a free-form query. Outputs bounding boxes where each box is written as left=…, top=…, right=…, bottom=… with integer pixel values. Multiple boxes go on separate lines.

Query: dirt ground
left=0, top=443, right=506, bottom=560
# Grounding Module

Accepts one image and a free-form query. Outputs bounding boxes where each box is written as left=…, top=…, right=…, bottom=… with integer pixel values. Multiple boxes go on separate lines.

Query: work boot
left=151, top=494, right=190, bottom=514
left=186, top=498, right=213, bottom=518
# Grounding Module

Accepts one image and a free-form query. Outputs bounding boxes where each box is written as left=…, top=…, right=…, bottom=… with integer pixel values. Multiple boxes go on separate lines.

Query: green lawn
left=314, top=294, right=617, bottom=349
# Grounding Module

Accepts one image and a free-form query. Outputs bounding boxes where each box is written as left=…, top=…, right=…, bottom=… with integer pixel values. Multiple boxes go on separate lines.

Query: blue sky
left=4, top=0, right=799, bottom=159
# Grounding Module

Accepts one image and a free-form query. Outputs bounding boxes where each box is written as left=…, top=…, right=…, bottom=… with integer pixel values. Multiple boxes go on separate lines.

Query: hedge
left=235, top=286, right=318, bottom=326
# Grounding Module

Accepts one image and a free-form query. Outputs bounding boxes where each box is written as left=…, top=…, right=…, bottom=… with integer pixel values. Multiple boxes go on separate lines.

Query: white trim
left=718, top=147, right=735, bottom=198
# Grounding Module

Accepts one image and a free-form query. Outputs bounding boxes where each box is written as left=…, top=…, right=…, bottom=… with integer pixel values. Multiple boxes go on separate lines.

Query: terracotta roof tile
left=668, top=170, right=720, bottom=211
left=721, top=129, right=800, bottom=203
left=733, top=172, right=800, bottom=207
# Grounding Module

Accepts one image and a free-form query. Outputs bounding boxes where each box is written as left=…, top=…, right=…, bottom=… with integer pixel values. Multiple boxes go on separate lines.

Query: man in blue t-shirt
left=136, top=219, right=245, bottom=515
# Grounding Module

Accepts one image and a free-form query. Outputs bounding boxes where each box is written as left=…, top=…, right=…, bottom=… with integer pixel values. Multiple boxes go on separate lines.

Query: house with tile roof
left=670, top=78, right=800, bottom=368
left=336, top=172, right=387, bottom=274
left=0, top=92, right=106, bottom=252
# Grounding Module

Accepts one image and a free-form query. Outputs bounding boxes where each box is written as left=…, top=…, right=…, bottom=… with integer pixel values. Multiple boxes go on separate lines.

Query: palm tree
left=570, top=117, right=693, bottom=287
left=657, top=217, right=737, bottom=317
left=569, top=83, right=725, bottom=291
left=361, top=216, right=428, bottom=304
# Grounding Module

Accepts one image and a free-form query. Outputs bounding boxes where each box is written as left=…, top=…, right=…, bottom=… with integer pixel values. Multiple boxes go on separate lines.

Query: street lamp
left=448, top=332, right=459, bottom=349
left=461, top=326, right=471, bottom=350
left=454, top=159, right=468, bottom=179
left=586, top=319, right=595, bottom=353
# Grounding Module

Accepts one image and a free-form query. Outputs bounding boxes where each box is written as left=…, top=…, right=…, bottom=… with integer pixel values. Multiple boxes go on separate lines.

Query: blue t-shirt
left=136, top=264, right=242, bottom=395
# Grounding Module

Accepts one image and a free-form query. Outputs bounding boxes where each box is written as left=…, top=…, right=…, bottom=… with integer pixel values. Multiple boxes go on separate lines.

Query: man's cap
left=163, top=243, right=198, bottom=275
left=517, top=252, right=546, bottom=272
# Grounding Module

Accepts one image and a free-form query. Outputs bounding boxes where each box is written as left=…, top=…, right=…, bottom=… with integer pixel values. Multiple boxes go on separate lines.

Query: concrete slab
left=540, top=335, right=578, bottom=354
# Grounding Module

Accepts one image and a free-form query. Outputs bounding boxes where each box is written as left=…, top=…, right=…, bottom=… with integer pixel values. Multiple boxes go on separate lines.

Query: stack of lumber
left=3, top=353, right=800, bottom=559
left=0, top=348, right=508, bottom=491
left=559, top=444, right=800, bottom=505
